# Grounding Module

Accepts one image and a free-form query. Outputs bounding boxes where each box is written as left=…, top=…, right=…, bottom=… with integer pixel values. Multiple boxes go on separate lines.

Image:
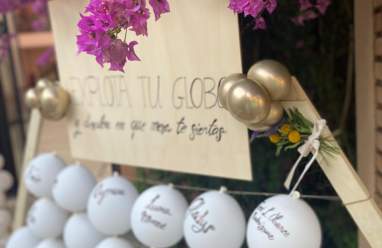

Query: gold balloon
left=39, top=85, right=70, bottom=120
left=25, top=88, right=40, bottom=109
left=261, top=102, right=284, bottom=126
left=35, top=78, right=53, bottom=94
left=247, top=123, right=271, bottom=132
left=247, top=60, right=292, bottom=100
left=227, top=78, right=271, bottom=124
left=218, top=73, right=246, bottom=109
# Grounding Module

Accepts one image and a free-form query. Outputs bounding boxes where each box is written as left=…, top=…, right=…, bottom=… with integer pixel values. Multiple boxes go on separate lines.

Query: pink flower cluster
left=0, top=0, right=48, bottom=30
left=228, top=0, right=278, bottom=30
left=0, top=0, right=53, bottom=65
left=0, top=0, right=33, bottom=14
left=31, top=0, right=49, bottom=31
left=228, top=0, right=331, bottom=29
left=77, top=0, right=170, bottom=72
left=292, top=0, right=331, bottom=25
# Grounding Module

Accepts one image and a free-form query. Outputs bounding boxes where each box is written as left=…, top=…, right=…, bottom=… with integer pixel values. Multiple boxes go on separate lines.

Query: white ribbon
left=284, top=119, right=327, bottom=194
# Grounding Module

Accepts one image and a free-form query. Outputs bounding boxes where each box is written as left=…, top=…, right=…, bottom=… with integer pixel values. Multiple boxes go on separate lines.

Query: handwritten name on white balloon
left=140, top=194, right=172, bottom=230
left=188, top=197, right=215, bottom=234
left=26, top=165, right=41, bottom=183
left=251, top=203, right=290, bottom=240
left=92, top=183, right=125, bottom=205
left=145, top=194, right=172, bottom=216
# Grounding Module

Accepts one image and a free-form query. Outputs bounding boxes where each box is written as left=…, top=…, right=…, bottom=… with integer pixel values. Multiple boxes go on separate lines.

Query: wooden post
left=282, top=79, right=382, bottom=248
left=12, top=110, right=43, bottom=229
left=355, top=0, right=376, bottom=247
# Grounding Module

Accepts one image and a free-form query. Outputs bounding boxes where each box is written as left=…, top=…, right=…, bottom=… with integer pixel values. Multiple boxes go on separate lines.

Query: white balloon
left=87, top=174, right=138, bottom=235
left=247, top=194, right=322, bottom=248
left=64, top=213, right=106, bottom=248
left=0, top=171, right=13, bottom=192
left=184, top=190, right=246, bottom=248
left=6, top=227, right=41, bottom=248
left=36, top=238, right=65, bottom=248
left=96, top=237, right=134, bottom=248
left=53, top=164, right=97, bottom=212
left=27, top=198, right=69, bottom=239
left=0, top=209, right=11, bottom=235
left=131, top=185, right=188, bottom=248
left=24, top=153, right=66, bottom=198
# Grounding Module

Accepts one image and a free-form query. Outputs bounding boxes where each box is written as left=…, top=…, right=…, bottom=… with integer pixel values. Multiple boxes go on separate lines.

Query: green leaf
left=276, top=145, right=283, bottom=156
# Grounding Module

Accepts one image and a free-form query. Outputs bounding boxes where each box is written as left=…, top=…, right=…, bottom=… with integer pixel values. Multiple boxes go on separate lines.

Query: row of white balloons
left=0, top=154, right=15, bottom=247
left=8, top=153, right=132, bottom=248
left=7, top=153, right=322, bottom=248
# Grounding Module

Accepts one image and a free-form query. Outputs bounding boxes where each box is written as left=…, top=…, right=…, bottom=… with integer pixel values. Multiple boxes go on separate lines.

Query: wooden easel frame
left=13, top=110, right=42, bottom=229
left=12, top=84, right=382, bottom=247
left=282, top=78, right=382, bottom=247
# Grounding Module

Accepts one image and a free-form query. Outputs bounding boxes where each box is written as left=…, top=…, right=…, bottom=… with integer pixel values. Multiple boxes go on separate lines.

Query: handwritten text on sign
left=69, top=75, right=226, bottom=142
left=49, top=0, right=252, bottom=179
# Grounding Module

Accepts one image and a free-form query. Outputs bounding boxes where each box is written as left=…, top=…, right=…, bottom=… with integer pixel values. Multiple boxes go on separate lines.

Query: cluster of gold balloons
left=218, top=60, right=292, bottom=132
left=25, top=79, right=71, bottom=120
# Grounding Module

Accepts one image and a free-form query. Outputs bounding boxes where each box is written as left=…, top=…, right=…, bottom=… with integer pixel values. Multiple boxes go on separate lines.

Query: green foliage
left=270, top=108, right=339, bottom=156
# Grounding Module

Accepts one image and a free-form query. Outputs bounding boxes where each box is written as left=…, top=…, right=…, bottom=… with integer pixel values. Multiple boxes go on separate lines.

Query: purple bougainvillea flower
left=228, top=0, right=247, bottom=14
left=229, top=0, right=278, bottom=17
left=128, top=3, right=150, bottom=36
left=244, top=0, right=264, bottom=17
left=292, top=10, right=318, bottom=26
left=0, top=1, right=15, bottom=13
left=31, top=0, right=46, bottom=13
left=36, top=47, right=55, bottom=67
left=316, top=0, right=331, bottom=14
left=228, top=0, right=330, bottom=29
left=149, top=0, right=170, bottom=20
left=103, top=39, right=130, bottom=72
left=2, top=0, right=49, bottom=27
left=96, top=38, right=140, bottom=72
left=0, top=0, right=20, bottom=13
left=77, top=0, right=168, bottom=72
left=228, top=0, right=278, bottom=29
left=264, top=0, right=277, bottom=14
left=0, top=0, right=35, bottom=13
left=126, top=41, right=140, bottom=61
left=32, top=16, right=49, bottom=30
left=293, top=0, right=331, bottom=26
left=298, top=0, right=312, bottom=11
left=254, top=16, right=266, bottom=30
left=30, top=0, right=50, bottom=31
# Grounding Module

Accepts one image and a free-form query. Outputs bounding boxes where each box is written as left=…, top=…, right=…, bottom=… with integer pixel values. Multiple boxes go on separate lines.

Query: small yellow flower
left=288, top=130, right=301, bottom=143
left=269, top=134, right=282, bottom=144
left=279, top=124, right=291, bottom=135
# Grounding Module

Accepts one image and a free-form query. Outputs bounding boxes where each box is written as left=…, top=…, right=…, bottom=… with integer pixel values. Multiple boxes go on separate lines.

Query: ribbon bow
left=284, top=119, right=327, bottom=194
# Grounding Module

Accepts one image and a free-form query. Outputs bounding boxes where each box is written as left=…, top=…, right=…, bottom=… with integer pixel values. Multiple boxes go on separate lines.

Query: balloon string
left=284, top=119, right=326, bottom=193
left=130, top=177, right=340, bottom=202
left=288, top=148, right=319, bottom=194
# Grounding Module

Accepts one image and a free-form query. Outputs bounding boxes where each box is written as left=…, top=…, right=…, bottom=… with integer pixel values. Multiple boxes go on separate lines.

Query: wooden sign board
left=49, top=0, right=252, bottom=180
